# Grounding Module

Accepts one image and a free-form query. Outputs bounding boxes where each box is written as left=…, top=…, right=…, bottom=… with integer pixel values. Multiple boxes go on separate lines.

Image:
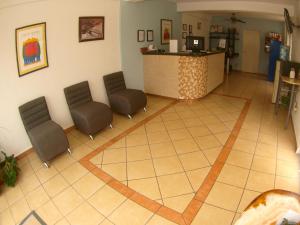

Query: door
left=242, top=30, right=260, bottom=73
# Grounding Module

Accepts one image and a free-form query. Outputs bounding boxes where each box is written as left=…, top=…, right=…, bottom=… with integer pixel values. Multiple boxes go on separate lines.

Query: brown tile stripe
left=79, top=96, right=251, bottom=225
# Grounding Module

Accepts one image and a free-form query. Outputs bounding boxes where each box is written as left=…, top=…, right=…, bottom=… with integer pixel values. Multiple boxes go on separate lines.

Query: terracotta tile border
left=79, top=96, right=251, bottom=225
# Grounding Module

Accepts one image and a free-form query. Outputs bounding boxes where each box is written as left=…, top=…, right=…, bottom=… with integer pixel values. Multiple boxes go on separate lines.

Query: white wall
left=181, top=12, right=211, bottom=50
left=0, top=0, right=121, bottom=155
left=292, top=0, right=300, bottom=153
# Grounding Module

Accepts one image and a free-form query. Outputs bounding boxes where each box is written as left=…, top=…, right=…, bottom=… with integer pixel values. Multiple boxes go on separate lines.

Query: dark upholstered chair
left=103, top=71, right=147, bottom=119
left=64, top=81, right=113, bottom=139
left=19, top=97, right=70, bottom=168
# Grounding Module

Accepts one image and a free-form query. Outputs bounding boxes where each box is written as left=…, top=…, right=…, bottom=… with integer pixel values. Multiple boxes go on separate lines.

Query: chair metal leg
left=89, top=135, right=94, bottom=140
left=143, top=107, right=147, bottom=112
left=127, top=114, right=132, bottom=119
left=43, top=162, right=49, bottom=168
left=67, top=148, right=72, bottom=154
left=109, top=124, right=113, bottom=129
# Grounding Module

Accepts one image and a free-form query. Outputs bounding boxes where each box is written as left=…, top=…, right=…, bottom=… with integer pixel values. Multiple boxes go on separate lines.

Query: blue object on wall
left=268, top=40, right=281, bottom=81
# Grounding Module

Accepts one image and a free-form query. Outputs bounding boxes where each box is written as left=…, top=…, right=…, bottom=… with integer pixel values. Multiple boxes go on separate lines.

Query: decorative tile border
left=79, top=96, right=251, bottom=225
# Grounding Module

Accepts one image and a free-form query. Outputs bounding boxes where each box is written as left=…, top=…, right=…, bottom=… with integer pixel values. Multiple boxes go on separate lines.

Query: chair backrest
left=103, top=71, right=126, bottom=96
left=19, top=96, right=51, bottom=131
left=64, top=81, right=92, bottom=110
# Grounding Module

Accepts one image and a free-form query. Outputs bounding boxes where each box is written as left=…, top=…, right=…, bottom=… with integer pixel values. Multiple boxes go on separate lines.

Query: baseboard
left=16, top=125, right=75, bottom=161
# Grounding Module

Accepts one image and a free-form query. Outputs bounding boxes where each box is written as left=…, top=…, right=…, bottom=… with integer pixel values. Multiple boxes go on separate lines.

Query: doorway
left=242, top=30, right=260, bottom=74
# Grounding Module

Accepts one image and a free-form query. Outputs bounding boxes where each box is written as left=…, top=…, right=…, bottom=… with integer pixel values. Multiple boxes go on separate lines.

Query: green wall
left=211, top=16, right=284, bottom=75
left=120, top=0, right=181, bottom=89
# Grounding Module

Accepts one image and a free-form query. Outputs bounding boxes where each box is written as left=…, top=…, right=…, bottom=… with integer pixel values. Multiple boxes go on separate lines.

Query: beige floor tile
left=25, top=186, right=49, bottom=210
left=217, top=164, right=249, bottom=188
left=191, top=203, right=235, bottom=225
left=66, top=202, right=105, bottom=225
left=102, top=163, right=127, bottom=181
left=18, top=173, right=41, bottom=195
left=215, top=132, right=231, bottom=145
left=146, top=122, right=166, bottom=133
left=206, top=182, right=243, bottom=211
left=246, top=171, right=275, bottom=192
left=168, top=128, right=192, bottom=141
left=4, top=185, right=24, bottom=206
left=53, top=187, right=84, bottom=216
left=172, top=138, right=199, bottom=154
left=238, top=129, right=258, bottom=142
left=90, top=152, right=103, bottom=165
left=10, top=198, right=31, bottom=224
left=73, top=173, right=106, bottom=199
left=251, top=156, right=276, bottom=174
left=36, top=200, right=62, bottom=224
left=153, top=156, right=184, bottom=176
left=276, top=160, right=300, bottom=178
left=71, top=144, right=94, bottom=161
left=157, top=173, right=193, bottom=198
left=206, top=122, right=230, bottom=134
left=196, top=135, right=222, bottom=150
left=177, top=110, right=197, bottom=119
left=127, top=160, right=155, bottom=180
left=147, top=131, right=171, bottom=144
left=232, top=213, right=242, bottom=225
left=88, top=185, right=126, bottom=216
left=107, top=138, right=126, bottom=149
left=226, top=151, right=253, bottom=169
left=199, top=115, right=221, bottom=125
left=109, top=199, right=153, bottom=225
left=100, top=219, right=114, bottom=225
left=102, top=148, right=126, bottom=164
left=0, top=209, right=15, bottom=225
left=233, top=138, right=256, bottom=154
left=43, top=174, right=68, bottom=198
left=129, top=126, right=146, bottom=136
left=0, top=194, right=8, bottom=213
left=149, top=142, right=177, bottom=158
left=179, top=151, right=210, bottom=171
left=182, top=117, right=203, bottom=127
left=202, top=147, right=222, bottom=164
left=277, top=147, right=300, bottom=163
left=186, top=167, right=210, bottom=191
left=275, top=176, right=300, bottom=193
left=61, top=162, right=89, bottom=184
left=161, top=112, right=180, bottom=121
left=237, top=190, right=261, bottom=213
left=258, top=133, right=277, bottom=145
left=146, top=214, right=177, bottom=225
left=127, top=145, right=151, bottom=161
left=164, top=120, right=186, bottom=131
left=126, top=133, right=148, bottom=147
left=18, top=162, right=34, bottom=177
left=128, top=177, right=161, bottom=200
left=187, top=126, right=211, bottom=137
left=36, top=166, right=58, bottom=183
left=163, top=193, right=194, bottom=213
left=255, top=142, right=277, bottom=159
left=52, top=153, right=76, bottom=172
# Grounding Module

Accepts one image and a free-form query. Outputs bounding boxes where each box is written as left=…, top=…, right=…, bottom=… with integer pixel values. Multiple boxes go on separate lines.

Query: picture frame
left=15, top=22, right=49, bottom=77
left=161, top=19, right=172, bottom=45
left=147, top=30, right=154, bottom=42
left=182, top=32, right=187, bottom=39
left=137, top=30, right=145, bottom=42
left=79, top=16, right=105, bottom=42
left=182, top=24, right=187, bottom=31
left=189, top=25, right=193, bottom=33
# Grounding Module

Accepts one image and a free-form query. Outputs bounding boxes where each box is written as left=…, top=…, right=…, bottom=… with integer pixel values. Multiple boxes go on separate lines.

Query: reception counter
left=143, top=51, right=225, bottom=100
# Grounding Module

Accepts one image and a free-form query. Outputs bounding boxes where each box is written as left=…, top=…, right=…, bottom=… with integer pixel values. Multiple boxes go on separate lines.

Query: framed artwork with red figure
left=15, top=22, right=49, bottom=77
left=161, top=19, right=172, bottom=45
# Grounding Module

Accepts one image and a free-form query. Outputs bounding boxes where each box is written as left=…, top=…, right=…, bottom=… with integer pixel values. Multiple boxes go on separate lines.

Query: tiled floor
left=1, top=72, right=299, bottom=225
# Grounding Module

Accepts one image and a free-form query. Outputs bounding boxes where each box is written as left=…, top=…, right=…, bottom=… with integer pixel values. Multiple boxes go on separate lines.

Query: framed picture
left=161, top=19, right=172, bottom=45
left=147, top=30, right=154, bottom=42
left=182, top=24, right=187, bottom=31
left=189, top=25, right=193, bottom=33
left=182, top=32, right=187, bottom=39
left=79, top=16, right=104, bottom=42
left=137, top=30, right=145, bottom=42
left=15, top=22, right=49, bottom=77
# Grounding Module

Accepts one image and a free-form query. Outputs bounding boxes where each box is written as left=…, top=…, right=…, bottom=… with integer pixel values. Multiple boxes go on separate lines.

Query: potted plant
left=0, top=151, right=19, bottom=187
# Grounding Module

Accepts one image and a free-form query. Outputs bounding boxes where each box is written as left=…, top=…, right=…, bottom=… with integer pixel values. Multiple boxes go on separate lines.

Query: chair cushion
left=70, top=101, right=112, bottom=135
left=109, top=89, right=147, bottom=115
left=28, top=121, right=69, bottom=162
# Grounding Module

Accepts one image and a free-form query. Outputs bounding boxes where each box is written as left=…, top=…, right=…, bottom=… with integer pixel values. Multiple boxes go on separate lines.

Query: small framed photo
left=79, top=16, right=105, bottom=42
left=182, top=24, right=187, bottom=31
left=189, top=25, right=193, bottom=33
left=161, top=19, right=172, bottom=45
left=15, top=22, right=49, bottom=77
left=137, top=30, right=145, bottom=42
left=182, top=32, right=187, bottom=39
left=147, top=30, right=154, bottom=42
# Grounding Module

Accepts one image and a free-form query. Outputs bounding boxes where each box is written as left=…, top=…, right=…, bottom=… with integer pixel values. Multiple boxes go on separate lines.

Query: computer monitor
left=186, top=36, right=205, bottom=52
